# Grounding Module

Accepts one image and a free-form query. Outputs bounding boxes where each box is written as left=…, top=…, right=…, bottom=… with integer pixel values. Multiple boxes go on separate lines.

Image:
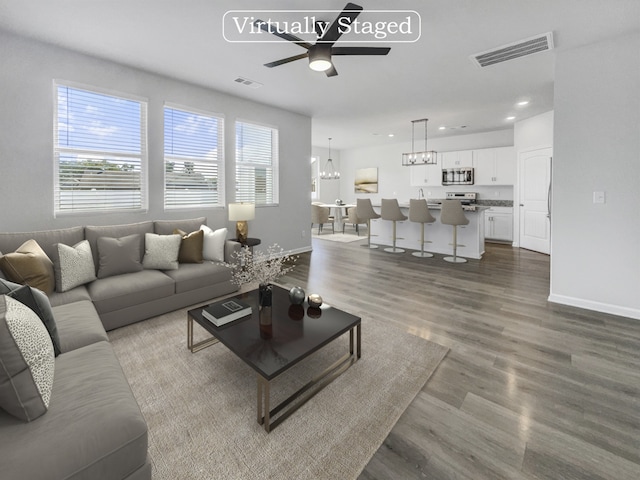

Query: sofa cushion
left=52, top=300, right=108, bottom=352
left=85, top=221, right=154, bottom=274
left=0, top=226, right=84, bottom=262
left=142, top=233, right=181, bottom=270
left=97, top=234, right=143, bottom=278
left=154, top=216, right=207, bottom=235
left=0, top=239, right=55, bottom=294
left=0, top=296, right=55, bottom=422
left=163, top=261, right=233, bottom=294
left=0, top=341, right=148, bottom=480
left=87, top=270, right=175, bottom=314
left=48, top=285, right=92, bottom=308
left=1, top=280, right=61, bottom=356
left=174, top=228, right=204, bottom=264
left=51, top=240, right=97, bottom=292
left=201, top=225, right=228, bottom=262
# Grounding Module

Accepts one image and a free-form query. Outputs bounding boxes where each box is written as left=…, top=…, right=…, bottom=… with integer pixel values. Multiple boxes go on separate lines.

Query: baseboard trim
left=548, top=293, right=640, bottom=321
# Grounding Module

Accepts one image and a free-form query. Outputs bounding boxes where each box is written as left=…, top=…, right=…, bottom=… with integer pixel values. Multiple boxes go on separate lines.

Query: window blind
left=235, top=121, right=279, bottom=205
left=164, top=105, right=224, bottom=209
left=53, top=83, right=147, bottom=215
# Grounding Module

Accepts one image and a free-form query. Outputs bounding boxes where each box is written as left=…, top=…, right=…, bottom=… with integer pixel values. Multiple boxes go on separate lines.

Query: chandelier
left=402, top=118, right=437, bottom=166
left=320, top=137, right=340, bottom=180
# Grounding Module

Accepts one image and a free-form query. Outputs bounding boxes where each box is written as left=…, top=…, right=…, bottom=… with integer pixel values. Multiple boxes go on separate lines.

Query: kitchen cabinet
left=484, top=207, right=513, bottom=242
left=409, top=163, right=441, bottom=186
left=440, top=150, right=473, bottom=169
left=473, top=146, right=516, bottom=185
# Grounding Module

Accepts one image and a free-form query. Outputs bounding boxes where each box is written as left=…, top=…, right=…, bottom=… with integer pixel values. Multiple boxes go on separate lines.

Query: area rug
left=312, top=232, right=366, bottom=243
left=108, top=306, right=448, bottom=480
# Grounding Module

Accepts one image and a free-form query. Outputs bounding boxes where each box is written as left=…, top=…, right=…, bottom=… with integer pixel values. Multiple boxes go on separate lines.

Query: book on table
left=202, top=298, right=252, bottom=326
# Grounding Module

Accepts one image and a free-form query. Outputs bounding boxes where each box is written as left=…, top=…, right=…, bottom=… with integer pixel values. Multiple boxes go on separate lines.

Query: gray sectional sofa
left=0, top=217, right=240, bottom=479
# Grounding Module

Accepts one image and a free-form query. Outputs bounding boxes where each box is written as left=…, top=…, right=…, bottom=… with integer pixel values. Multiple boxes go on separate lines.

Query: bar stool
left=356, top=198, right=380, bottom=249
left=440, top=199, right=469, bottom=263
left=380, top=199, right=407, bottom=253
left=409, top=199, right=436, bottom=258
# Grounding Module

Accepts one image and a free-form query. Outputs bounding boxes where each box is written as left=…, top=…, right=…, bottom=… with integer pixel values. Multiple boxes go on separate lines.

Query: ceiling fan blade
left=264, top=53, right=309, bottom=68
left=332, top=47, right=391, bottom=56
left=253, top=19, right=312, bottom=49
left=325, top=64, right=338, bottom=77
left=319, top=3, right=363, bottom=45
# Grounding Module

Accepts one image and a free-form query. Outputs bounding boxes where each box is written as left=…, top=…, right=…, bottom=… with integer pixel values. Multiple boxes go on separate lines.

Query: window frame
left=52, top=80, right=148, bottom=216
left=163, top=103, right=225, bottom=210
left=234, top=119, right=279, bottom=206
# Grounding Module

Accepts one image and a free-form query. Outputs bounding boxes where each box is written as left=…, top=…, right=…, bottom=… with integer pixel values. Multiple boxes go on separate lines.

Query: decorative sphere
left=289, top=286, right=306, bottom=305
left=307, top=293, right=323, bottom=308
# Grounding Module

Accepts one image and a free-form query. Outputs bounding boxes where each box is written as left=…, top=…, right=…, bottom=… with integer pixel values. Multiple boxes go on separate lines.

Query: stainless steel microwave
left=442, top=167, right=474, bottom=185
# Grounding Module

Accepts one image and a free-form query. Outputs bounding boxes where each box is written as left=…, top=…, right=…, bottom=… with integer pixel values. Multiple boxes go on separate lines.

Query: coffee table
left=187, top=285, right=361, bottom=432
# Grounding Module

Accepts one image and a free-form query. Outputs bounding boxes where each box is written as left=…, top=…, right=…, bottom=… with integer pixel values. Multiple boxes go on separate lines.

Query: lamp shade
left=228, top=203, right=255, bottom=221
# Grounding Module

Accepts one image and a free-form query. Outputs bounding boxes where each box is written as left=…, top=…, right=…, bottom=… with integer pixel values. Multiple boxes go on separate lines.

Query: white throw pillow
left=200, top=225, right=227, bottom=262
left=142, top=233, right=181, bottom=270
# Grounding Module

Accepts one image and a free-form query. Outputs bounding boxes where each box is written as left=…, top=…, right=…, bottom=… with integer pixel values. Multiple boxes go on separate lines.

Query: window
left=235, top=121, right=279, bottom=205
left=164, top=105, right=224, bottom=209
left=54, top=82, right=147, bottom=215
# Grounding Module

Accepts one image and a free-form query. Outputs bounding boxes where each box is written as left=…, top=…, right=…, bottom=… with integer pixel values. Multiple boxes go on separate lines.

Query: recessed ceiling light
left=439, top=126, right=446, bottom=130
left=506, top=116, right=516, bottom=121
left=388, top=133, right=394, bottom=137
left=517, top=100, right=529, bottom=106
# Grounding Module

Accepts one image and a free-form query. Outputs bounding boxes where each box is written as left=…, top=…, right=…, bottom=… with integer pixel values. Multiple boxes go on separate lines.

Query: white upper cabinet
left=473, top=146, right=516, bottom=185
left=409, top=163, right=441, bottom=186
left=441, top=150, right=473, bottom=169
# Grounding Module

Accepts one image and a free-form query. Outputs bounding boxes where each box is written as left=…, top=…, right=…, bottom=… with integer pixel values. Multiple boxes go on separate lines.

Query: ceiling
left=0, top=0, right=638, bottom=150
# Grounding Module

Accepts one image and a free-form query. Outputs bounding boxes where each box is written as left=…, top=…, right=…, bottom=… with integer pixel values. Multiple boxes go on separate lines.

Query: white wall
left=0, top=30, right=312, bottom=254
left=337, top=129, right=514, bottom=204
left=550, top=32, right=640, bottom=319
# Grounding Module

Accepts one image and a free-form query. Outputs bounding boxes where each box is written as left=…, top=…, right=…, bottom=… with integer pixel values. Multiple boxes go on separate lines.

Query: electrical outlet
left=494, top=191, right=500, bottom=197
left=593, top=191, right=606, bottom=204
left=301, top=230, right=306, bottom=237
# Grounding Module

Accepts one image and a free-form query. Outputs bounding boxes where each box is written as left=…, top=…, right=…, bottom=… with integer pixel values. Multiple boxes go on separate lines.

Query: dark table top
left=188, top=285, right=360, bottom=380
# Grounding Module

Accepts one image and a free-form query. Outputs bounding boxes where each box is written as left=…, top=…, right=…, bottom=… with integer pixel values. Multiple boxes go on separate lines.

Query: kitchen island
left=370, top=203, right=487, bottom=259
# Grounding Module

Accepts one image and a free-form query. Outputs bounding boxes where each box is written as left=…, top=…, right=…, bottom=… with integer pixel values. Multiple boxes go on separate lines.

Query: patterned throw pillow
left=200, top=225, right=227, bottom=262
left=52, top=240, right=97, bottom=292
left=0, top=239, right=55, bottom=295
left=0, top=295, right=55, bottom=422
left=142, top=233, right=181, bottom=270
left=0, top=280, right=62, bottom=356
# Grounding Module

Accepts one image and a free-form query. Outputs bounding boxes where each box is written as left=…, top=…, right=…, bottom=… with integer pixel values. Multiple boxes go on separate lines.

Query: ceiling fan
left=255, top=2, right=391, bottom=77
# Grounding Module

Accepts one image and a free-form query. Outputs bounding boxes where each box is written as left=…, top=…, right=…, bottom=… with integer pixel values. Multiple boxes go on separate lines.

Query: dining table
left=317, top=203, right=356, bottom=225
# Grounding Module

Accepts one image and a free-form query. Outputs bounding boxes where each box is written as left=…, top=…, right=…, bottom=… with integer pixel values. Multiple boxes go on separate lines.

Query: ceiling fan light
left=309, top=59, right=332, bottom=71
left=308, top=44, right=332, bottom=72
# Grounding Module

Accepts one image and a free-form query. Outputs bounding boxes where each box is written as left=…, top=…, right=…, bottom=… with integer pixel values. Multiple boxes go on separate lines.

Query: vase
left=258, top=283, right=272, bottom=309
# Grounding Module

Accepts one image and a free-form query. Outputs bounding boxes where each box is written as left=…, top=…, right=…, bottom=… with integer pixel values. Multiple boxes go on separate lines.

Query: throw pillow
left=0, top=239, right=55, bottom=295
left=200, top=225, right=227, bottom=262
left=0, top=295, right=55, bottom=422
left=173, top=229, right=204, bottom=264
left=1, top=280, right=61, bottom=357
left=142, top=233, right=181, bottom=270
left=52, top=240, right=97, bottom=292
left=96, top=234, right=143, bottom=278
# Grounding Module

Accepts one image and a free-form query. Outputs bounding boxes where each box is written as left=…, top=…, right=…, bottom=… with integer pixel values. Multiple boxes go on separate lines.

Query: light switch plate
left=593, top=191, right=606, bottom=204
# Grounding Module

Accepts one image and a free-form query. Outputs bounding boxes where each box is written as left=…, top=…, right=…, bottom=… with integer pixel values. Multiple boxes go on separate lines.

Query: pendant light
left=320, top=137, right=340, bottom=180
left=402, top=118, right=437, bottom=166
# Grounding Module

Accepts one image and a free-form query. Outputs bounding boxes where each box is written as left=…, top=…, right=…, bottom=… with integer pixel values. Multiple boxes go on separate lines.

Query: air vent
left=233, top=77, right=263, bottom=89
left=470, top=32, right=554, bottom=68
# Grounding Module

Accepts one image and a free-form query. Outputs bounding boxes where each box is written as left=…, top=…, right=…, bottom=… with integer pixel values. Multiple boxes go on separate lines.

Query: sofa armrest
left=224, top=240, right=241, bottom=264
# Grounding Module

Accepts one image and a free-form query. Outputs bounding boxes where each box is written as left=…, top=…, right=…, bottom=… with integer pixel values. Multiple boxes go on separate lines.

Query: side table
left=234, top=237, right=261, bottom=252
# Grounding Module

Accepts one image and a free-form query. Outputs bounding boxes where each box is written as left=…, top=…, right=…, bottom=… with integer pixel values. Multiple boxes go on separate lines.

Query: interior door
left=519, top=148, right=552, bottom=254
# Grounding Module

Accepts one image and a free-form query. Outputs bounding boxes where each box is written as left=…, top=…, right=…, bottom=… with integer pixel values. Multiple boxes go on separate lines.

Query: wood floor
left=281, top=238, right=640, bottom=480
